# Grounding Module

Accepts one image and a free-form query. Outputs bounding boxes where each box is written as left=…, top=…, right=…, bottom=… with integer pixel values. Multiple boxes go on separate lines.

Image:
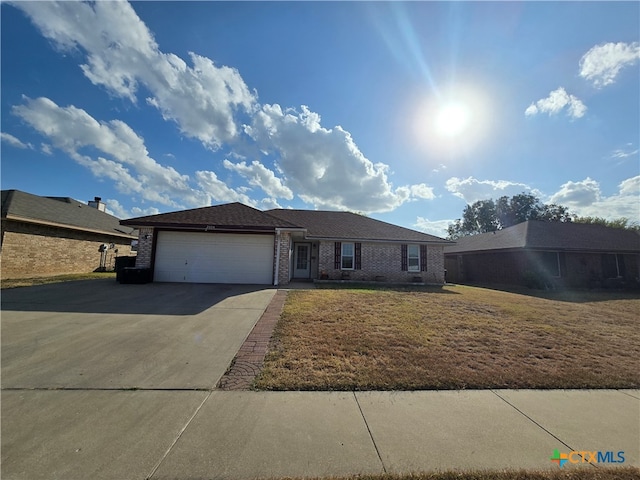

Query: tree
left=573, top=216, right=640, bottom=231
left=539, top=204, right=572, bottom=222
left=447, top=192, right=573, bottom=239
left=496, top=193, right=541, bottom=227
left=446, top=199, right=499, bottom=239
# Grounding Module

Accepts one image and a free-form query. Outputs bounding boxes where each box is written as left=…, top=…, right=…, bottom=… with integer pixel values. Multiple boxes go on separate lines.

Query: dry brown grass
left=278, top=467, right=640, bottom=480
left=1, top=272, right=116, bottom=289
left=254, top=285, right=640, bottom=390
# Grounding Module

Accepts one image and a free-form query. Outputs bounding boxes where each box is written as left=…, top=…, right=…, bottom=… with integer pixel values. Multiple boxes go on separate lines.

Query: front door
left=293, top=243, right=311, bottom=278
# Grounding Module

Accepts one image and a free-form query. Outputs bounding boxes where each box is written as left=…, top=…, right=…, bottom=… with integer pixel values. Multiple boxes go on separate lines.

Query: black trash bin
left=115, top=256, right=137, bottom=282
left=120, top=267, right=152, bottom=284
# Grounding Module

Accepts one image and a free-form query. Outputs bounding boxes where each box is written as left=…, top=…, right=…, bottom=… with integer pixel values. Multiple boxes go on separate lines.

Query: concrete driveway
left=2, top=280, right=276, bottom=390
left=1, top=280, right=277, bottom=479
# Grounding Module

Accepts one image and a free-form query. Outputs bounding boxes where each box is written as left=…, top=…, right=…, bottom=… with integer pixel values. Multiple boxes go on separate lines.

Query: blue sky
left=2, top=1, right=638, bottom=236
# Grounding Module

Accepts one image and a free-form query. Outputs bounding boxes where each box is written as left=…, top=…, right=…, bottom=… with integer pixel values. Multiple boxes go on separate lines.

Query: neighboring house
left=444, top=220, right=640, bottom=289
left=1, top=190, right=137, bottom=279
left=120, top=202, right=452, bottom=286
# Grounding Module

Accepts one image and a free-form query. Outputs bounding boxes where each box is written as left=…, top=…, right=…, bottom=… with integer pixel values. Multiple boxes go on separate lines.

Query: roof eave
left=4, top=214, right=137, bottom=240
left=306, top=235, right=452, bottom=244
left=445, top=246, right=640, bottom=254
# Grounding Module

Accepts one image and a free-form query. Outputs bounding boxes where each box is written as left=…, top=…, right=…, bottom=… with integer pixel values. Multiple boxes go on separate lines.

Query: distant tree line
left=446, top=192, right=638, bottom=240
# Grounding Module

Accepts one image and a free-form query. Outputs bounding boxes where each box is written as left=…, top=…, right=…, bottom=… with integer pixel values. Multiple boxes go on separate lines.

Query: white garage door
left=154, top=231, right=274, bottom=284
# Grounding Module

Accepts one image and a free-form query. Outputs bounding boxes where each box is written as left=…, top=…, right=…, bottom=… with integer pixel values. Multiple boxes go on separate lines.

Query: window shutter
left=420, top=245, right=427, bottom=271
left=401, top=244, right=408, bottom=271
left=355, top=242, right=362, bottom=270
left=334, top=242, right=341, bottom=269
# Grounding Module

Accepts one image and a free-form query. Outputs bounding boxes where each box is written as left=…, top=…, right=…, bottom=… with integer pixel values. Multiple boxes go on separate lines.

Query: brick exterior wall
left=318, top=241, right=446, bottom=284
left=274, top=231, right=291, bottom=285
left=134, top=227, right=154, bottom=269
left=129, top=228, right=449, bottom=286
left=445, top=250, right=640, bottom=288
left=0, top=220, right=135, bottom=279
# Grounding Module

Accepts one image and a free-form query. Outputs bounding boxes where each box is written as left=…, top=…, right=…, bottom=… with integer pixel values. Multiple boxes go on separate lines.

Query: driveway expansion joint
left=145, top=391, right=213, bottom=480
left=353, top=392, right=388, bottom=474
left=217, top=289, right=287, bottom=390
left=490, top=389, right=576, bottom=452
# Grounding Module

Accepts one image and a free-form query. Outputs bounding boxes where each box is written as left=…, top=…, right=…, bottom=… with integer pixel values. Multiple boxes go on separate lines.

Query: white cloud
left=549, top=177, right=601, bottom=206
left=409, top=184, right=436, bottom=200
left=549, top=176, right=639, bottom=220
left=1, top=132, right=33, bottom=149
left=106, top=198, right=161, bottom=219
left=610, top=146, right=639, bottom=160
left=223, top=159, right=293, bottom=200
left=579, top=42, right=640, bottom=88
left=414, top=217, right=452, bottom=238
left=104, top=198, right=131, bottom=219
left=525, top=87, right=587, bottom=119
left=12, top=1, right=436, bottom=214
left=445, top=177, right=541, bottom=204
left=619, top=176, right=640, bottom=196
left=131, top=205, right=161, bottom=217
left=41, top=143, right=53, bottom=155
left=245, top=104, right=432, bottom=213
left=12, top=95, right=216, bottom=208
left=12, top=1, right=256, bottom=150
left=258, top=197, right=282, bottom=210
left=195, top=170, right=255, bottom=206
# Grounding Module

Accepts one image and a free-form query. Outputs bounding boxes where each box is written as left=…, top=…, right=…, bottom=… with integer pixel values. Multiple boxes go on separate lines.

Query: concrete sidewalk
left=2, top=388, right=638, bottom=479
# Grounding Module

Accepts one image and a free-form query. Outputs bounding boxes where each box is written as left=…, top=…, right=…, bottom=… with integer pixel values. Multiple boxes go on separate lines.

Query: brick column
left=427, top=244, right=445, bottom=284
left=135, top=227, right=153, bottom=268
left=274, top=231, right=291, bottom=285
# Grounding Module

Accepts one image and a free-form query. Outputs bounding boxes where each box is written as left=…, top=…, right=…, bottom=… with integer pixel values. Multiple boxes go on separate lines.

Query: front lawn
left=1, top=272, right=117, bottom=289
left=254, top=285, right=640, bottom=390
left=286, top=468, right=640, bottom=480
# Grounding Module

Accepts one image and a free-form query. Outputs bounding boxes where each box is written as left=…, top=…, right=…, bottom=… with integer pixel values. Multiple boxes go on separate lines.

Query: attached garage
left=154, top=231, right=274, bottom=284
left=120, top=202, right=303, bottom=286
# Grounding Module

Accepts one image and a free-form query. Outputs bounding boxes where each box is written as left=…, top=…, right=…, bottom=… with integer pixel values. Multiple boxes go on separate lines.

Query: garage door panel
left=154, top=232, right=274, bottom=284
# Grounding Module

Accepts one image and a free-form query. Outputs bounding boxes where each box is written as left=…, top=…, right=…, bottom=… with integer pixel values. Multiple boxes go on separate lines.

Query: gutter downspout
left=274, top=229, right=282, bottom=286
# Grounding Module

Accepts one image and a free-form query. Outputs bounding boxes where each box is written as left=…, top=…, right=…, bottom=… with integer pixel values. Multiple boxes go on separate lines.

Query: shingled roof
left=266, top=209, right=451, bottom=243
left=1, top=190, right=136, bottom=239
left=120, top=202, right=450, bottom=243
left=445, top=220, right=640, bottom=254
left=121, top=202, right=301, bottom=230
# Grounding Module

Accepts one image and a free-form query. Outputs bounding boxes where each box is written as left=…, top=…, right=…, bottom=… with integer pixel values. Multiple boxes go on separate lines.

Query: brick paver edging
left=217, top=290, right=288, bottom=390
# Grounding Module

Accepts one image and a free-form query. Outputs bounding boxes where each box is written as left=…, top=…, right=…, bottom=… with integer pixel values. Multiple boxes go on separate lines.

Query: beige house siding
left=318, top=241, right=446, bottom=284
left=0, top=220, right=135, bottom=279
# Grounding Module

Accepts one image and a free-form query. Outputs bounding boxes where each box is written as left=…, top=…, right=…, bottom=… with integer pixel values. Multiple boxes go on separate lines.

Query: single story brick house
left=1, top=190, right=137, bottom=279
left=120, top=202, right=452, bottom=285
left=444, top=220, right=640, bottom=289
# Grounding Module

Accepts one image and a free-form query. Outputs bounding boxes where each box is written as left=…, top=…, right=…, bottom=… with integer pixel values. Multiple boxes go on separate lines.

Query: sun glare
left=409, top=83, right=492, bottom=158
left=436, top=103, right=470, bottom=137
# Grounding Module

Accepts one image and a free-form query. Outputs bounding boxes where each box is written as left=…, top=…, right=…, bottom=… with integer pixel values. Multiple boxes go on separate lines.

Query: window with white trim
left=341, top=242, right=354, bottom=270
left=407, top=244, right=420, bottom=272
